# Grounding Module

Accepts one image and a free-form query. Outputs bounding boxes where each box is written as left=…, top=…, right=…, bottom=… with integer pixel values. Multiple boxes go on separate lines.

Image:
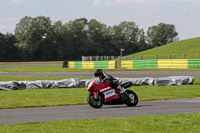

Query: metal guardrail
left=82, top=56, right=119, bottom=61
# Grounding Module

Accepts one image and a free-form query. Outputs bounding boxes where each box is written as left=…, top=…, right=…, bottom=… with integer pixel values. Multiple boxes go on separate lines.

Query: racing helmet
left=94, top=69, right=103, bottom=77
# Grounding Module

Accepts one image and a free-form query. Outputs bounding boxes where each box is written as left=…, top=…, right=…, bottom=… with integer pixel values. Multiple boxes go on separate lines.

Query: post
left=96, top=56, right=99, bottom=61
left=112, top=56, right=114, bottom=60
left=140, top=55, right=143, bottom=60
left=155, top=55, right=158, bottom=59
left=119, top=48, right=125, bottom=69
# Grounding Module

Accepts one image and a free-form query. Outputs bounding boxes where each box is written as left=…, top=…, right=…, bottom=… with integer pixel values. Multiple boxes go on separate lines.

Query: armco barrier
left=134, top=60, right=157, bottom=68
left=69, top=59, right=200, bottom=69
left=75, top=61, right=82, bottom=69
left=82, top=61, right=94, bottom=69
left=121, top=60, right=133, bottom=69
left=121, top=60, right=157, bottom=69
left=157, top=59, right=188, bottom=69
left=188, top=59, right=200, bottom=68
left=68, top=61, right=115, bottom=69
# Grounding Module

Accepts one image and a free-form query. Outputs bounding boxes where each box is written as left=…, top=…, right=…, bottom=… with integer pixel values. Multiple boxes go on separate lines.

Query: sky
left=0, top=0, right=200, bottom=40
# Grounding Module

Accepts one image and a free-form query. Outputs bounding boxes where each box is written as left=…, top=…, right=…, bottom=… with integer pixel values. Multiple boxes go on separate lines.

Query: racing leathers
left=97, top=72, right=126, bottom=93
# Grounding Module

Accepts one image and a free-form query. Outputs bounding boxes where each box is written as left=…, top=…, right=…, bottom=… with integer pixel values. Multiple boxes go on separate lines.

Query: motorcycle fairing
left=87, top=78, right=119, bottom=103
left=99, top=87, right=119, bottom=102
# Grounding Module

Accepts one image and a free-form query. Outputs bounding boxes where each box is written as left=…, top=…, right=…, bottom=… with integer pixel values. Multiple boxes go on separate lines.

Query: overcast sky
left=0, top=0, right=200, bottom=40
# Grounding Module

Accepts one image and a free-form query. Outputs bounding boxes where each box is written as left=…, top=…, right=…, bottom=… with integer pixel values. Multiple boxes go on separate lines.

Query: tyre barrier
left=0, top=76, right=194, bottom=90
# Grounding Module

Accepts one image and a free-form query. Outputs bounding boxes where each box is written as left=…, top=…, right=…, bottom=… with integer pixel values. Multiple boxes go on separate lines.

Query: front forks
left=93, top=90, right=99, bottom=99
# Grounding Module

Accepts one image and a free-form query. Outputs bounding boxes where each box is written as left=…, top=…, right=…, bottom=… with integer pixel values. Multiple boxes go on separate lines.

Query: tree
left=63, top=18, right=88, bottom=60
left=87, top=19, right=115, bottom=56
left=13, top=16, right=179, bottom=61
left=111, top=21, right=144, bottom=55
left=15, top=16, right=53, bottom=61
left=146, top=23, right=178, bottom=48
left=51, top=21, right=68, bottom=60
left=0, top=33, right=18, bottom=61
left=137, top=29, right=147, bottom=52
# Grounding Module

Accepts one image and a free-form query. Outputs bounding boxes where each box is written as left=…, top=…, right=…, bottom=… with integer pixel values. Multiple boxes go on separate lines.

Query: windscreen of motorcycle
left=87, top=78, right=97, bottom=90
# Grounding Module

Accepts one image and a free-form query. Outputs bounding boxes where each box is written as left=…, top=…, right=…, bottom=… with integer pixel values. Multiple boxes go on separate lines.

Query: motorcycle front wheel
left=124, top=90, right=138, bottom=107
left=87, top=93, right=104, bottom=108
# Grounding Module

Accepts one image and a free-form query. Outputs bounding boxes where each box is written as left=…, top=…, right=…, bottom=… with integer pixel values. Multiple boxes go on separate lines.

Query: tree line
left=0, top=16, right=178, bottom=61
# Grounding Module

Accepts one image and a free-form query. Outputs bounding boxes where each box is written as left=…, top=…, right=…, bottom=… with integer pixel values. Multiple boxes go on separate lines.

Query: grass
left=0, top=77, right=89, bottom=81
left=0, top=113, right=200, bottom=133
left=0, top=65, right=99, bottom=72
left=0, top=78, right=200, bottom=109
left=127, top=37, right=200, bottom=60
left=0, top=61, right=62, bottom=66
left=0, top=88, right=87, bottom=109
left=0, top=66, right=67, bottom=72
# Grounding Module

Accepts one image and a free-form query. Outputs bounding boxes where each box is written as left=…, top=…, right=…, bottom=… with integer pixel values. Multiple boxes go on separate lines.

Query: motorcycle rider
left=94, top=69, right=126, bottom=95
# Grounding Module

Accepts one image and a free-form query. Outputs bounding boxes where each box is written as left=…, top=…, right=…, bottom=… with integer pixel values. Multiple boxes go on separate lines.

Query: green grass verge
left=0, top=77, right=89, bottom=81
left=0, top=66, right=68, bottom=72
left=0, top=78, right=200, bottom=109
left=0, top=66, right=100, bottom=72
left=0, top=113, right=200, bottom=133
left=0, top=61, right=62, bottom=65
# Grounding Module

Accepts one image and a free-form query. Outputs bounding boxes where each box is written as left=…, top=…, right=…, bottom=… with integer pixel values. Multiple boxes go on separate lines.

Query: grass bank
left=128, top=37, right=200, bottom=60
left=0, top=113, right=200, bottom=133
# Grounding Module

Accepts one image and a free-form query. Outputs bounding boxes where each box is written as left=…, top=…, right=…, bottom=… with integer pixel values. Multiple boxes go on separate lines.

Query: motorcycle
left=87, top=78, right=138, bottom=108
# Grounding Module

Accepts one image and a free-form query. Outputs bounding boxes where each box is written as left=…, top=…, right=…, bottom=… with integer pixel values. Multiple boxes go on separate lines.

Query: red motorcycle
left=87, top=78, right=138, bottom=108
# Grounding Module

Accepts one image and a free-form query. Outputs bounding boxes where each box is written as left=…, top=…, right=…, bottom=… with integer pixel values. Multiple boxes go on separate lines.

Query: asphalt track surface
left=0, top=71, right=200, bottom=78
left=0, top=98, right=200, bottom=124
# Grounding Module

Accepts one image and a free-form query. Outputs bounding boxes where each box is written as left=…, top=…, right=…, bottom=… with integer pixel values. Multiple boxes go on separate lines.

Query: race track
left=0, top=71, right=200, bottom=124
left=0, top=98, right=200, bottom=124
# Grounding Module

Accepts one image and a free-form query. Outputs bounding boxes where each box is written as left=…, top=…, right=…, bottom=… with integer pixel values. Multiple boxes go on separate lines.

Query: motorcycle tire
left=87, top=93, right=104, bottom=108
left=124, top=90, right=138, bottom=107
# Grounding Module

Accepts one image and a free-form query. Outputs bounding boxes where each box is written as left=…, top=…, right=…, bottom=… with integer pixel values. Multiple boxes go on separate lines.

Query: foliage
left=0, top=33, right=19, bottom=61
left=112, top=21, right=147, bottom=55
left=0, top=16, right=178, bottom=61
left=15, top=16, right=57, bottom=61
left=146, top=23, right=178, bottom=48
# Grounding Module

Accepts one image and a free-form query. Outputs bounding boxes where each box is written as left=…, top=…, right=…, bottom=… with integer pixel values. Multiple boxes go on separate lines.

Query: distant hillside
left=127, top=37, right=200, bottom=60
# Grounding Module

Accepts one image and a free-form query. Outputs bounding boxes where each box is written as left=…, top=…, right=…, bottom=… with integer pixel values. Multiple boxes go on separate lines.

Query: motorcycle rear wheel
left=124, top=90, right=138, bottom=107
left=87, top=93, right=104, bottom=108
